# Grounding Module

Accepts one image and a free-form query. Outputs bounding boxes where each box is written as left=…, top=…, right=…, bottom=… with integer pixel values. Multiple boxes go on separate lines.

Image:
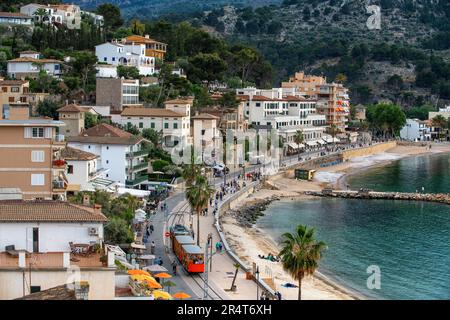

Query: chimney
left=74, top=281, right=90, bottom=300
left=93, top=204, right=102, bottom=213
left=82, top=194, right=90, bottom=206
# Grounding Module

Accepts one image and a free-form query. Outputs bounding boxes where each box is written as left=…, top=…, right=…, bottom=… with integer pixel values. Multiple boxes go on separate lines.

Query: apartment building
left=96, top=78, right=140, bottom=112
left=0, top=12, right=33, bottom=26
left=61, top=146, right=115, bottom=192
left=191, top=113, right=221, bottom=164
left=123, top=35, right=167, bottom=60
left=67, top=124, right=149, bottom=189
left=316, top=83, right=350, bottom=132
left=281, top=71, right=326, bottom=97
left=57, top=104, right=87, bottom=137
left=95, top=42, right=156, bottom=76
left=0, top=106, right=67, bottom=200
left=21, top=3, right=82, bottom=29
left=0, top=200, right=115, bottom=300
left=400, top=119, right=431, bottom=142
left=7, top=51, right=62, bottom=79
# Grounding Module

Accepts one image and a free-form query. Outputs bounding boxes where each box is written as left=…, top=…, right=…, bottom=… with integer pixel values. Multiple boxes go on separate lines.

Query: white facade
left=400, top=119, right=431, bottom=141
left=96, top=64, right=118, bottom=78
left=0, top=222, right=104, bottom=253
left=20, top=3, right=83, bottom=29
left=95, top=42, right=155, bottom=76
left=7, top=52, right=62, bottom=79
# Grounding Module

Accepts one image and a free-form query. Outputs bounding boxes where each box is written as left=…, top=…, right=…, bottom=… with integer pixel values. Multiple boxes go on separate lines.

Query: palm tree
left=431, top=115, right=448, bottom=141
left=186, top=174, right=214, bottom=246
left=34, top=8, right=48, bottom=27
left=279, top=225, right=327, bottom=300
left=229, top=263, right=240, bottom=291
left=293, top=130, right=304, bottom=160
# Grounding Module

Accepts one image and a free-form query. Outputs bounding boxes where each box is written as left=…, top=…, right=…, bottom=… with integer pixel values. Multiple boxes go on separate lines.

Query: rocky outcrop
left=226, top=195, right=280, bottom=227
left=305, top=190, right=450, bottom=205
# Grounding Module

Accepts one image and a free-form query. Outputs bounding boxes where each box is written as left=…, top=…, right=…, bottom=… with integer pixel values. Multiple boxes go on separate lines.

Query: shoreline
left=221, top=143, right=450, bottom=300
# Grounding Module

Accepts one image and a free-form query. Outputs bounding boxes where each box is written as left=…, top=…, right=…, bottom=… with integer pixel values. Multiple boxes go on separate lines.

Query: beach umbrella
left=172, top=292, right=191, bottom=300
left=143, top=265, right=168, bottom=272
left=127, top=269, right=151, bottom=276
left=145, top=279, right=162, bottom=289
left=152, top=290, right=172, bottom=300
left=162, top=280, right=176, bottom=293
left=154, top=272, right=172, bottom=279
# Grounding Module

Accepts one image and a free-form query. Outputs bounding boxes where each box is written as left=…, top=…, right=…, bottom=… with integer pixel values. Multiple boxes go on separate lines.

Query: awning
left=305, top=141, right=318, bottom=147
left=66, top=184, right=81, bottom=192
left=131, top=242, right=146, bottom=249
left=287, top=143, right=299, bottom=149
left=117, top=187, right=152, bottom=197
left=317, top=140, right=327, bottom=145
left=143, top=265, right=169, bottom=272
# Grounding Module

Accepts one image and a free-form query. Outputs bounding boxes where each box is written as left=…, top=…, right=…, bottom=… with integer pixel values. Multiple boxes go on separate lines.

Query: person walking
left=149, top=224, right=154, bottom=233
left=172, top=260, right=177, bottom=275
left=150, top=241, right=156, bottom=254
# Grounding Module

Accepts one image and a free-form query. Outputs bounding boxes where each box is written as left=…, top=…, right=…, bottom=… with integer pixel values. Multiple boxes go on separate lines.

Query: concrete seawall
left=341, top=141, right=397, bottom=160
left=305, top=190, right=450, bottom=205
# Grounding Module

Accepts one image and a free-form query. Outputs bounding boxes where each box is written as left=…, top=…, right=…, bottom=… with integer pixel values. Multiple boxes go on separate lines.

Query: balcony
left=127, top=150, right=148, bottom=158
left=131, top=162, right=148, bottom=172
left=52, top=159, right=66, bottom=169
left=52, top=179, right=67, bottom=192
left=52, top=134, right=66, bottom=147
left=125, top=174, right=148, bottom=186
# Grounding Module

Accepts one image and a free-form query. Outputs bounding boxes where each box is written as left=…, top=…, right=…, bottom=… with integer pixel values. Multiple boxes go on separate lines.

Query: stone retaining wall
left=341, top=141, right=397, bottom=160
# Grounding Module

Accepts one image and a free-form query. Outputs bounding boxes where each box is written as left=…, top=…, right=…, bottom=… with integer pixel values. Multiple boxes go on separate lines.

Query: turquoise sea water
left=257, top=153, right=450, bottom=299
left=346, top=152, right=450, bottom=193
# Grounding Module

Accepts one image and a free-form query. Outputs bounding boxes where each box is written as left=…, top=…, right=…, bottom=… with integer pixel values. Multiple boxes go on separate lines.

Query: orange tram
left=170, top=225, right=205, bottom=273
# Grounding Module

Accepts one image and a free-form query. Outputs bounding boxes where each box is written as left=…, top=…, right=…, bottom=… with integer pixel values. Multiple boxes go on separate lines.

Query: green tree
left=279, top=225, right=327, bottom=300
left=36, top=99, right=61, bottom=119
left=431, top=114, right=448, bottom=141
left=69, top=51, right=98, bottom=94
left=188, top=53, right=227, bottom=86
left=104, top=216, right=134, bottom=244
left=186, top=174, right=214, bottom=246
left=85, top=112, right=98, bottom=129
left=218, top=91, right=239, bottom=109
left=33, top=8, right=48, bottom=27
left=130, top=19, right=145, bottom=36
left=293, top=130, right=304, bottom=160
left=142, top=128, right=163, bottom=147
left=117, top=65, right=140, bottom=79
left=366, top=103, right=407, bottom=138
left=96, top=3, right=123, bottom=30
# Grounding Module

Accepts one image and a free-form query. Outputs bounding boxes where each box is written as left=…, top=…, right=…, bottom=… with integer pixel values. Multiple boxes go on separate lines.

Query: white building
left=61, top=146, right=116, bottom=192
left=95, top=42, right=155, bottom=76
left=67, top=124, right=150, bottom=189
left=20, top=3, right=85, bottom=29
left=400, top=119, right=431, bottom=141
left=237, top=92, right=327, bottom=152
left=0, top=199, right=115, bottom=300
left=7, top=51, right=62, bottom=79
left=0, top=12, right=33, bottom=26
left=113, top=107, right=191, bottom=147
left=191, top=113, right=221, bottom=164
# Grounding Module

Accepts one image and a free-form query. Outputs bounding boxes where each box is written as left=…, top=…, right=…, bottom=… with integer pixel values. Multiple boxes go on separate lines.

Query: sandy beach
left=221, top=142, right=450, bottom=300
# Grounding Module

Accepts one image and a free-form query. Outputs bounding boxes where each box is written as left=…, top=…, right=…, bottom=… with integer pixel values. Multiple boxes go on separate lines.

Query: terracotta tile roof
left=82, top=123, right=132, bottom=138
left=191, top=113, right=220, bottom=120
left=164, top=98, right=194, bottom=104
left=8, top=57, right=61, bottom=64
left=124, top=35, right=166, bottom=45
left=68, top=124, right=146, bottom=145
left=0, top=80, right=28, bottom=86
left=0, top=200, right=107, bottom=222
left=57, top=104, right=87, bottom=113
left=0, top=12, right=31, bottom=18
left=121, top=107, right=185, bottom=117
left=15, top=285, right=77, bottom=300
left=61, top=146, right=98, bottom=161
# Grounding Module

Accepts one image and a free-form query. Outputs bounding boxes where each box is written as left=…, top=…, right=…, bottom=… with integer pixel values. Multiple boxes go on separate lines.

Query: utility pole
left=203, top=240, right=209, bottom=300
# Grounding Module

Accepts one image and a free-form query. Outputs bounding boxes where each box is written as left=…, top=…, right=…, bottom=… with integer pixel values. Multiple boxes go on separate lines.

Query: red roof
left=81, top=123, right=132, bottom=138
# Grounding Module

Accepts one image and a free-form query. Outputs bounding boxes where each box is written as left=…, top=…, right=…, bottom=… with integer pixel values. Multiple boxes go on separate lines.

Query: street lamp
left=255, top=266, right=260, bottom=300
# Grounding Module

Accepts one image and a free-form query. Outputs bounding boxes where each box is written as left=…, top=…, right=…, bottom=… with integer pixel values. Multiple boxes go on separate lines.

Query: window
left=173, top=123, right=178, bottom=129
left=106, top=160, right=109, bottom=164
left=67, top=165, right=74, bottom=174
left=31, top=174, right=45, bottom=186
left=31, top=151, right=44, bottom=162
left=112, top=57, right=115, bottom=62
left=11, top=87, right=19, bottom=93
left=1, top=87, right=6, bottom=93
left=164, top=123, right=169, bottom=129
left=32, top=127, right=44, bottom=138
left=151, top=123, right=155, bottom=129
left=104, top=57, right=107, bottom=62
left=139, top=122, right=143, bottom=128
left=30, top=286, right=41, bottom=294
left=8, top=97, right=14, bottom=103
left=106, top=146, right=109, bottom=150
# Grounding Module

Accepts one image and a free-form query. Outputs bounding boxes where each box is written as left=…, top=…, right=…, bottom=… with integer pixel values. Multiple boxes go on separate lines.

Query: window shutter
left=24, top=127, right=32, bottom=138
left=31, top=151, right=44, bottom=162
left=31, top=174, right=45, bottom=186
left=44, top=127, right=52, bottom=139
